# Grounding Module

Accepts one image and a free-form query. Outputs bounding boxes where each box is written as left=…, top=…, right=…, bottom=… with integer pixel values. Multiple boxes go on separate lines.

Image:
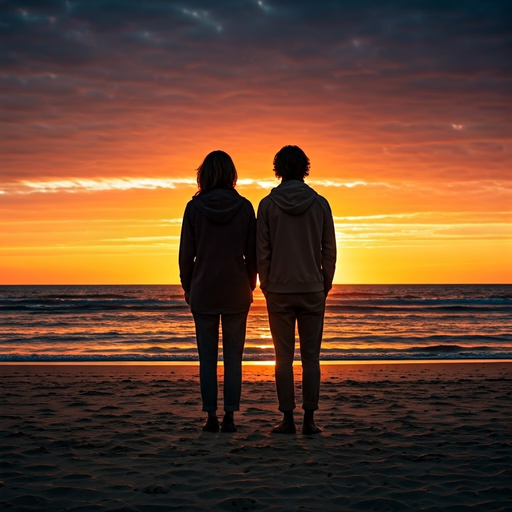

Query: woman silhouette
left=179, top=151, right=256, bottom=432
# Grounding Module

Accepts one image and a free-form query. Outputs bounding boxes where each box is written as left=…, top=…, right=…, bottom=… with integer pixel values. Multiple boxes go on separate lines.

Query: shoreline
left=1, top=358, right=512, bottom=365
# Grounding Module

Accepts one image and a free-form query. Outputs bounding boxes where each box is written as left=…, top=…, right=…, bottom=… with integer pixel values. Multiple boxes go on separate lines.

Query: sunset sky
left=1, top=0, right=511, bottom=284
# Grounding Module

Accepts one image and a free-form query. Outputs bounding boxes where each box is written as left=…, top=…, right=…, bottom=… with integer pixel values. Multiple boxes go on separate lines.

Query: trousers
left=266, top=291, right=325, bottom=411
left=192, top=311, right=248, bottom=412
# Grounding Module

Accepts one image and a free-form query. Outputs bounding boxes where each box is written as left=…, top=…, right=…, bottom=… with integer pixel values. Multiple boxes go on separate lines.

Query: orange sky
left=1, top=1, right=511, bottom=284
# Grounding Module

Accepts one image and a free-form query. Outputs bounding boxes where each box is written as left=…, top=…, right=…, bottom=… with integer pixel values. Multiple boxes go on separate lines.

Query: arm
left=178, top=203, right=196, bottom=299
left=244, top=201, right=257, bottom=291
left=256, top=200, right=272, bottom=293
left=321, top=200, right=337, bottom=295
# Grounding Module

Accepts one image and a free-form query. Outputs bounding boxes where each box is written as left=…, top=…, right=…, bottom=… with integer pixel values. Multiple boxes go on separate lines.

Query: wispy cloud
left=1, top=178, right=196, bottom=194
left=1, top=177, right=509, bottom=198
left=335, top=219, right=512, bottom=248
left=180, top=7, right=223, bottom=33
left=334, top=211, right=512, bottom=223
left=101, top=236, right=179, bottom=243
left=0, top=177, right=382, bottom=194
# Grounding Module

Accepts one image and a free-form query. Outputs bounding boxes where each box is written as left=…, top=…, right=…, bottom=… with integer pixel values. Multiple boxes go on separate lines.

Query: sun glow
left=0, top=0, right=510, bottom=285
left=1, top=183, right=510, bottom=284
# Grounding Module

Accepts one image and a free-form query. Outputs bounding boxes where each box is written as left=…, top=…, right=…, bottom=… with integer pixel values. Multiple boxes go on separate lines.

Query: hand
left=184, top=292, right=190, bottom=305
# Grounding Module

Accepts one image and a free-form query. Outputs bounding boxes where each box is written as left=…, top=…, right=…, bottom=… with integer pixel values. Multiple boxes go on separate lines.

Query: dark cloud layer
left=1, top=0, right=511, bottom=181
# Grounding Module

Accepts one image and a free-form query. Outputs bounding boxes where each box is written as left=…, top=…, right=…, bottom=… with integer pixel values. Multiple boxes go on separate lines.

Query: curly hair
left=196, top=150, right=238, bottom=194
left=273, top=145, right=310, bottom=181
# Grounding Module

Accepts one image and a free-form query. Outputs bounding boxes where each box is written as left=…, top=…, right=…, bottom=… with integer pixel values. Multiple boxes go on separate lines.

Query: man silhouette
left=257, top=145, right=336, bottom=434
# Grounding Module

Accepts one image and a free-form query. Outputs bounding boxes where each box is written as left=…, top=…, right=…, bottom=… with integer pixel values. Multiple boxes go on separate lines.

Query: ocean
left=0, top=284, right=511, bottom=362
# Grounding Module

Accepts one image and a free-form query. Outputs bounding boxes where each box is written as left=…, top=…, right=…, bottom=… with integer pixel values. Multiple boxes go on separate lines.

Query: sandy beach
left=1, top=362, right=511, bottom=511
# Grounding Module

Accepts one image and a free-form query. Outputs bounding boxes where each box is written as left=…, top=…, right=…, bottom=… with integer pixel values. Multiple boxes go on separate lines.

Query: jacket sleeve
left=321, top=199, right=337, bottom=293
left=244, top=201, right=257, bottom=291
left=178, top=203, right=195, bottom=293
left=256, top=200, right=271, bottom=292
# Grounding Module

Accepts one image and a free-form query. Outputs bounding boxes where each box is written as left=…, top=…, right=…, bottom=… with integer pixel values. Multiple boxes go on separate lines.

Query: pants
left=266, top=291, right=325, bottom=412
left=192, top=311, right=248, bottom=412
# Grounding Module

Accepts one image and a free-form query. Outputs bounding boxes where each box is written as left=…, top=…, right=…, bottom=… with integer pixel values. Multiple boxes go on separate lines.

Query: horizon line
left=1, top=283, right=511, bottom=286
left=2, top=360, right=512, bottom=366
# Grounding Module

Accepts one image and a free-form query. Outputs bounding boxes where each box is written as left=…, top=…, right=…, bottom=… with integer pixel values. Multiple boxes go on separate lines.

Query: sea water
left=0, top=284, right=511, bottom=361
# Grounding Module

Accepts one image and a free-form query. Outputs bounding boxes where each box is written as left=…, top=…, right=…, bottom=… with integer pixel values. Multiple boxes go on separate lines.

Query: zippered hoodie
left=179, top=188, right=257, bottom=314
left=257, top=180, right=336, bottom=294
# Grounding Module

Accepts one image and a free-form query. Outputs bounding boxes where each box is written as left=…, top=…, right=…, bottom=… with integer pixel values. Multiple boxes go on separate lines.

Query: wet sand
left=1, top=362, right=511, bottom=511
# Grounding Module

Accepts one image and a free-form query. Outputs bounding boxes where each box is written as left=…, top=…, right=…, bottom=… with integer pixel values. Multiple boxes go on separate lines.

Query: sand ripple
left=0, top=363, right=511, bottom=511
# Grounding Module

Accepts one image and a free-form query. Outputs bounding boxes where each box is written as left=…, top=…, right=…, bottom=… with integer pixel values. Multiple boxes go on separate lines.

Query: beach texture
left=1, top=363, right=511, bottom=511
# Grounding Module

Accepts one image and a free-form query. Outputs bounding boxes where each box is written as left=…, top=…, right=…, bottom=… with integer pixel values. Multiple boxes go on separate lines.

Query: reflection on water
left=0, top=284, right=511, bottom=361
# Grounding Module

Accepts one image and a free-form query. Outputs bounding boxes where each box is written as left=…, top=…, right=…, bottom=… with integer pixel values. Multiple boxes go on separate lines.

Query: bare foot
left=302, top=419, right=322, bottom=435
left=202, top=416, right=219, bottom=432
left=272, top=419, right=297, bottom=434
left=220, top=420, right=237, bottom=433
left=220, top=412, right=237, bottom=432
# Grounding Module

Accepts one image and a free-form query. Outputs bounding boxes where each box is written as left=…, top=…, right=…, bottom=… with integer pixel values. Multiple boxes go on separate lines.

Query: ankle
left=223, top=411, right=234, bottom=421
left=283, top=410, right=295, bottom=423
left=304, top=409, right=315, bottom=421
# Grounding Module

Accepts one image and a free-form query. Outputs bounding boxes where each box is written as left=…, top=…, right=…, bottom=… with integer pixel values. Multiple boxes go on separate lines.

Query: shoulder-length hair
left=196, top=150, right=238, bottom=194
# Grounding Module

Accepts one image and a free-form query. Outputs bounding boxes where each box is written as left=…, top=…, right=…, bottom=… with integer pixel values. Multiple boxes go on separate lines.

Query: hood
left=192, top=188, right=245, bottom=224
left=269, top=180, right=318, bottom=215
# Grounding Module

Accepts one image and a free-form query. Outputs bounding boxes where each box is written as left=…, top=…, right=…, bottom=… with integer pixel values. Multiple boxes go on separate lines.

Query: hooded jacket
left=257, top=180, right=336, bottom=294
left=179, top=188, right=257, bottom=314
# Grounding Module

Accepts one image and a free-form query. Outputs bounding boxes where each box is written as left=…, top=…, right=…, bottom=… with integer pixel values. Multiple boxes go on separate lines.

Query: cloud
left=333, top=208, right=512, bottom=247
left=335, top=221, right=512, bottom=248
left=101, top=235, right=179, bottom=243
left=0, top=0, right=510, bottom=183
left=0, top=176, right=387, bottom=194
left=12, top=177, right=197, bottom=193
left=334, top=211, right=512, bottom=223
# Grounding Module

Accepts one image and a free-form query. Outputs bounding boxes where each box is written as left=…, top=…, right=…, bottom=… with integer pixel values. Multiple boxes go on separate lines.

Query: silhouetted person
left=257, top=145, right=336, bottom=434
left=179, top=150, right=257, bottom=433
